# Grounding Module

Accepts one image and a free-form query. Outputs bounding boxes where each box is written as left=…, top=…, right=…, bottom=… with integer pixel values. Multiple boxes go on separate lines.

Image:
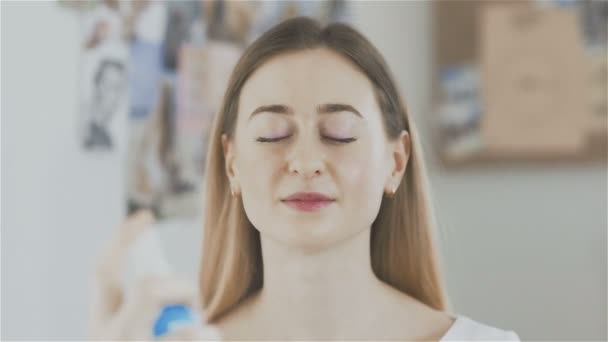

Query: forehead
left=239, top=48, right=377, bottom=111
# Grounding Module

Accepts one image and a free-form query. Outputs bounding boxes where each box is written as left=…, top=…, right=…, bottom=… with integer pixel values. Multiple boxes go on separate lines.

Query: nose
left=287, top=134, right=325, bottom=179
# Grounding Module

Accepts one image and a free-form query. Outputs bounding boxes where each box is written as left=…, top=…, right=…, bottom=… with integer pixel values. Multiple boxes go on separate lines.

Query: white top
left=191, top=314, right=521, bottom=341
left=440, top=315, right=520, bottom=341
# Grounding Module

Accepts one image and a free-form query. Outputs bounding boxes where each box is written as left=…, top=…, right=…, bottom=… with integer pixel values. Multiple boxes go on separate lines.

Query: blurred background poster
left=481, top=3, right=588, bottom=155
left=68, top=0, right=350, bottom=219
left=79, top=0, right=129, bottom=152
left=433, top=0, right=607, bottom=165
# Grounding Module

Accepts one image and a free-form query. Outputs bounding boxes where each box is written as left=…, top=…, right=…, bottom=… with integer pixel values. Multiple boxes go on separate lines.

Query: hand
left=88, top=210, right=219, bottom=340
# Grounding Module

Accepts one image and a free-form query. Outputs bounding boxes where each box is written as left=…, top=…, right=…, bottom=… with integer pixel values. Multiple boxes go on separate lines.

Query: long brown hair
left=200, top=17, right=450, bottom=322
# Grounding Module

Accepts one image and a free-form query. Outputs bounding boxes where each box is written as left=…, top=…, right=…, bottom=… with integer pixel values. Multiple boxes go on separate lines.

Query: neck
left=256, top=228, right=389, bottom=339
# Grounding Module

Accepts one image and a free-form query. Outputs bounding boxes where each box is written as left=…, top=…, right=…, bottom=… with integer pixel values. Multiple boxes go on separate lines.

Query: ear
left=221, top=134, right=239, bottom=191
left=385, top=130, right=411, bottom=194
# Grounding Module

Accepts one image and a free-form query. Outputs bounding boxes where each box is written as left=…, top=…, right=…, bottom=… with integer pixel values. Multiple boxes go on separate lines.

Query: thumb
left=88, top=210, right=155, bottom=338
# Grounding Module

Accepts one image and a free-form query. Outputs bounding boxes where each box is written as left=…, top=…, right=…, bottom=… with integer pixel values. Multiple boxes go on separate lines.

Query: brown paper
left=480, top=4, right=588, bottom=155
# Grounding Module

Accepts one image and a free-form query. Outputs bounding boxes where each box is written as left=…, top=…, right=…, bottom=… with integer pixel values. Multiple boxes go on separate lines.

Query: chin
left=267, top=221, right=354, bottom=254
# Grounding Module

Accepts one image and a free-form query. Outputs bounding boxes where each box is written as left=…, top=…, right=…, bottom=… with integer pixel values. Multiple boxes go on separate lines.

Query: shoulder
left=210, top=291, right=264, bottom=340
left=440, top=315, right=520, bottom=341
left=371, top=287, right=456, bottom=341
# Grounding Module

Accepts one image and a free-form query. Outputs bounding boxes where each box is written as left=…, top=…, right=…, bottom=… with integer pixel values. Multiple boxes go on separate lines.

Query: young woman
left=90, top=17, right=520, bottom=341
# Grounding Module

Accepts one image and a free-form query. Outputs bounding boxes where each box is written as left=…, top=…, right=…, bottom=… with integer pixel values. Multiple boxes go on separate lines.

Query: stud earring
left=230, top=184, right=239, bottom=197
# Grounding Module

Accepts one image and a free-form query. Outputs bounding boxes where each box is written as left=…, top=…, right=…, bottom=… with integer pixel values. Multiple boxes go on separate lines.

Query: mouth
left=280, top=192, right=336, bottom=212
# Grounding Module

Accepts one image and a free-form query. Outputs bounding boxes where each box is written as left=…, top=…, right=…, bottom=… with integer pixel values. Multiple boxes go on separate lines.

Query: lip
left=281, top=192, right=335, bottom=212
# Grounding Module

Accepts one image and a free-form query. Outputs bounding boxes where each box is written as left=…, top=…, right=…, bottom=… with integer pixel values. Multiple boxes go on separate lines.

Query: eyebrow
left=249, top=104, right=293, bottom=118
left=249, top=103, right=363, bottom=119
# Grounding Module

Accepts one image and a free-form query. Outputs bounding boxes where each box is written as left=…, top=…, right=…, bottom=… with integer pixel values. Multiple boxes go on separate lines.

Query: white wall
left=2, top=1, right=606, bottom=340
left=1, top=2, right=126, bottom=339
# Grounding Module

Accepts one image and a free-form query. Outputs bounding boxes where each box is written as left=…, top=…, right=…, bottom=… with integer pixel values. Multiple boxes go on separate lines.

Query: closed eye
left=323, top=136, right=358, bottom=144
left=256, top=135, right=291, bottom=143
left=255, top=135, right=357, bottom=144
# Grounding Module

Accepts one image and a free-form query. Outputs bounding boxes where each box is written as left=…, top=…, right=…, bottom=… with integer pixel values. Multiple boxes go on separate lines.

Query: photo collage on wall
left=63, top=0, right=350, bottom=219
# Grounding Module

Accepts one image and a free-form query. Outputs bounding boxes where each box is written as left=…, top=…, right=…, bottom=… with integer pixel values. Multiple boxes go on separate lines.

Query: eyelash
left=255, top=135, right=357, bottom=144
left=327, top=137, right=358, bottom=144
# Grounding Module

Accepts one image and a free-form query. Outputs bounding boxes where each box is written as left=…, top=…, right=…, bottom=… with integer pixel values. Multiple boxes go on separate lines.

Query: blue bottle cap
left=153, top=304, right=197, bottom=338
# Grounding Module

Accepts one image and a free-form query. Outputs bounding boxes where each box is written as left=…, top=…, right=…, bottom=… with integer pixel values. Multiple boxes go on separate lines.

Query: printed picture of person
left=84, top=59, right=127, bottom=149
left=80, top=0, right=128, bottom=151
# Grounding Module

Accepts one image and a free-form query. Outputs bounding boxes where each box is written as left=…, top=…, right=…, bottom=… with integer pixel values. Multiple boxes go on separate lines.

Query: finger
left=100, top=275, right=200, bottom=340
left=156, top=316, right=222, bottom=341
left=130, top=275, right=199, bottom=308
left=158, top=325, right=218, bottom=341
left=89, top=210, right=155, bottom=336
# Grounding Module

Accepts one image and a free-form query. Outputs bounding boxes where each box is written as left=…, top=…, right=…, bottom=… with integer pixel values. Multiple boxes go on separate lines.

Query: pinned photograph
left=79, top=0, right=129, bottom=152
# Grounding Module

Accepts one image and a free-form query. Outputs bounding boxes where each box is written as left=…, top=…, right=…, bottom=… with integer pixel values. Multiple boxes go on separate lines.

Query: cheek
left=238, top=144, right=281, bottom=192
left=332, top=142, right=386, bottom=224
left=333, top=142, right=384, bottom=194
left=235, top=143, right=284, bottom=228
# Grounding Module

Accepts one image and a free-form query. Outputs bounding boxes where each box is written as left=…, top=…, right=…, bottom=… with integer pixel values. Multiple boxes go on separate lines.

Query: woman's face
left=223, top=48, right=409, bottom=252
